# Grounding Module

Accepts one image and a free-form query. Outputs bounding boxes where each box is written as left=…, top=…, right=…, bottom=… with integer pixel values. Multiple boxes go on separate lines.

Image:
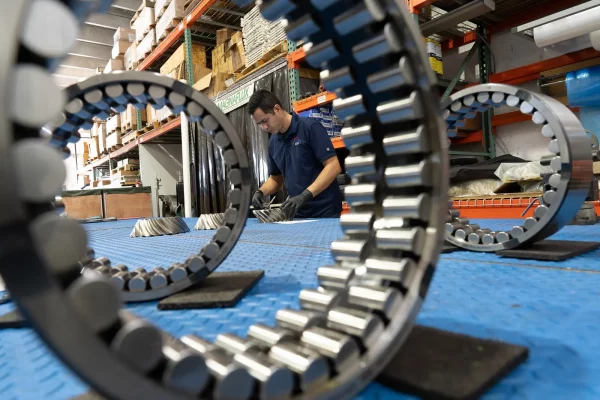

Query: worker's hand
left=252, top=190, right=267, bottom=210
left=281, top=190, right=313, bottom=218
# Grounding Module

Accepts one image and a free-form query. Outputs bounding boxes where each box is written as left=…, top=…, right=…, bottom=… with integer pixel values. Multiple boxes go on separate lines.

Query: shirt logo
left=292, top=136, right=301, bottom=146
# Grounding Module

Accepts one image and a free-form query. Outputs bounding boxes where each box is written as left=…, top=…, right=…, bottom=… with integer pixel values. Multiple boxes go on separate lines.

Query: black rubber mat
left=158, top=270, right=265, bottom=310
left=0, top=310, right=26, bottom=329
left=442, top=242, right=461, bottom=254
left=377, top=325, right=528, bottom=400
left=496, top=240, right=600, bottom=261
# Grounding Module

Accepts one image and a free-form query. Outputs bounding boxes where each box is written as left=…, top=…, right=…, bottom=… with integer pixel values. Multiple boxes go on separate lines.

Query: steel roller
left=0, top=1, right=448, bottom=399
left=444, top=84, right=592, bottom=252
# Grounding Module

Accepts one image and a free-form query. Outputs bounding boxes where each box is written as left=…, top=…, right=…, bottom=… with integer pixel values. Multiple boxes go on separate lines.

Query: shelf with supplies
left=77, top=116, right=182, bottom=175
left=293, top=92, right=338, bottom=113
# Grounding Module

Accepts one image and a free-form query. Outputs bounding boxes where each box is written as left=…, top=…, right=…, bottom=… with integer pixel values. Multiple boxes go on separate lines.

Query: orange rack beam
left=137, top=0, right=216, bottom=71
left=453, top=196, right=600, bottom=219
left=293, top=92, right=337, bottom=113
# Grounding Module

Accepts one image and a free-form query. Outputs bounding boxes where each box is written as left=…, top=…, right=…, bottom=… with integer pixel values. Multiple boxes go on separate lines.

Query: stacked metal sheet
left=253, top=208, right=293, bottom=223
left=241, top=6, right=287, bottom=67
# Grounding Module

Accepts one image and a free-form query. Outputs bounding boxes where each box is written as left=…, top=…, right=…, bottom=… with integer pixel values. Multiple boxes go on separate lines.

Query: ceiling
left=55, top=0, right=251, bottom=88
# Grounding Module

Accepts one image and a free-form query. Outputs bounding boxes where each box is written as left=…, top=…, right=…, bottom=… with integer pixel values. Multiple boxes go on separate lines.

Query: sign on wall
left=215, top=82, right=255, bottom=114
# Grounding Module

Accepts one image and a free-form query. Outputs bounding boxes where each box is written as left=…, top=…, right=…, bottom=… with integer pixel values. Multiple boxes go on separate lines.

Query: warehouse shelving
left=293, top=92, right=338, bottom=113
left=78, top=117, right=182, bottom=174
left=452, top=195, right=600, bottom=219
left=136, top=0, right=216, bottom=71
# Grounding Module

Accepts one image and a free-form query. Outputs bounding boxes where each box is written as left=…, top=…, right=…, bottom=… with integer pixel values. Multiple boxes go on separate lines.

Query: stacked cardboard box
left=137, top=28, right=156, bottom=62
left=133, top=4, right=155, bottom=44
left=241, top=6, right=286, bottom=67
left=124, top=41, right=138, bottom=70
left=121, top=105, right=147, bottom=132
left=91, top=122, right=108, bottom=155
left=212, top=30, right=246, bottom=75
left=103, top=27, right=134, bottom=73
left=160, top=42, right=208, bottom=81
left=155, top=0, right=185, bottom=41
left=111, top=159, right=140, bottom=187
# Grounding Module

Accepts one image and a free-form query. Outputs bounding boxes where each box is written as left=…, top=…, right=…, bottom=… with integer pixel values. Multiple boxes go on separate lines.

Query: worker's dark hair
left=247, top=90, right=285, bottom=115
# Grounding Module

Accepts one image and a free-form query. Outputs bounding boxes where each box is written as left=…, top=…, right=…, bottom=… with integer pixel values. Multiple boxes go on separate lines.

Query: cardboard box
left=160, top=42, right=206, bottom=81
left=155, top=0, right=185, bottom=40
left=216, top=28, right=235, bottom=45
left=124, top=42, right=137, bottom=70
left=104, top=58, right=124, bottom=73
left=106, top=114, right=121, bottom=133
left=133, top=7, right=155, bottom=43
left=112, top=40, right=131, bottom=59
left=137, top=29, right=156, bottom=62
left=146, top=103, right=157, bottom=125
left=114, top=27, right=135, bottom=43
left=192, top=68, right=212, bottom=91
left=94, top=122, right=108, bottom=154
left=121, top=104, right=147, bottom=131
left=122, top=158, right=140, bottom=166
left=106, top=132, right=122, bottom=149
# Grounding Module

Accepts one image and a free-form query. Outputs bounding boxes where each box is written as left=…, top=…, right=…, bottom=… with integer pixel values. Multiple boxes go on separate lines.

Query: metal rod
left=442, top=39, right=479, bottom=102
left=420, top=0, right=495, bottom=37
left=181, top=112, right=193, bottom=218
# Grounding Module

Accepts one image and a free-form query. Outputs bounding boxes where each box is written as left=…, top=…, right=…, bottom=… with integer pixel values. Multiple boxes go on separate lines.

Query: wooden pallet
left=157, top=18, right=181, bottom=41
left=157, top=115, right=177, bottom=125
left=108, top=144, right=123, bottom=153
left=240, top=41, right=288, bottom=77
left=143, top=121, right=161, bottom=132
left=107, top=128, right=122, bottom=135
left=122, top=130, right=141, bottom=145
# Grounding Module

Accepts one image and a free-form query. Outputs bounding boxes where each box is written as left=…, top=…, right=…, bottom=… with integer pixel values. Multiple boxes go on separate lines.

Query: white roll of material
left=534, top=6, right=600, bottom=48
left=591, top=30, right=600, bottom=51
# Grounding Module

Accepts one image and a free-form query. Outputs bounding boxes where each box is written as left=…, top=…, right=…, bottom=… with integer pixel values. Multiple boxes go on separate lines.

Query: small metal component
left=247, top=324, right=296, bottom=348
left=363, top=257, right=413, bottom=283
left=300, top=327, right=360, bottom=373
left=276, top=309, right=325, bottom=332
left=149, top=268, right=168, bottom=289
left=377, top=92, right=422, bottom=124
left=181, top=335, right=254, bottom=400
left=167, top=264, right=187, bottom=282
left=383, top=125, right=429, bottom=155
left=268, top=343, right=330, bottom=391
left=326, top=306, right=384, bottom=349
left=385, top=160, right=431, bottom=188
left=299, top=288, right=342, bottom=313
left=161, top=335, right=209, bottom=395
left=110, top=311, right=164, bottom=373
left=66, top=272, right=121, bottom=333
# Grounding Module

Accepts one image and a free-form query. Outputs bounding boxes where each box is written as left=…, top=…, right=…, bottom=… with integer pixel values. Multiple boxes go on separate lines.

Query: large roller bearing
left=444, top=84, right=592, bottom=252
left=50, top=71, right=252, bottom=302
left=0, top=1, right=448, bottom=399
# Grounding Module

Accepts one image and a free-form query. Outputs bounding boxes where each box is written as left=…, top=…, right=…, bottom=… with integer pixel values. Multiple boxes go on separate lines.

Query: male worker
left=248, top=89, right=343, bottom=218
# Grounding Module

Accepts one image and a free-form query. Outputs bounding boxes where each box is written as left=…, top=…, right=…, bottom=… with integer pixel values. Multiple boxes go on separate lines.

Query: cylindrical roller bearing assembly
left=0, top=0, right=449, bottom=399
left=444, top=84, right=592, bottom=252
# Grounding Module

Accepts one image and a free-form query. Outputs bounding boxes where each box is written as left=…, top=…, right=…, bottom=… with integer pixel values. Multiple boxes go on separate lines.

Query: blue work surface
left=1, top=218, right=600, bottom=400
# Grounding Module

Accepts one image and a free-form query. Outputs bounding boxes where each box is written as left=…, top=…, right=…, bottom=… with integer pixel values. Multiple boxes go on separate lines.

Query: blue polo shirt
left=268, top=113, right=342, bottom=218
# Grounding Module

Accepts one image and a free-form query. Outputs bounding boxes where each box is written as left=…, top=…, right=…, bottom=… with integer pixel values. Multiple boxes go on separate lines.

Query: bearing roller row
left=45, top=71, right=252, bottom=302
left=0, top=1, right=447, bottom=399
left=443, top=84, right=592, bottom=252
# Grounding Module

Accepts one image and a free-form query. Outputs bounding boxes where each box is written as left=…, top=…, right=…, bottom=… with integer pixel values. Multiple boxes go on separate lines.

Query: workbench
left=0, top=218, right=598, bottom=399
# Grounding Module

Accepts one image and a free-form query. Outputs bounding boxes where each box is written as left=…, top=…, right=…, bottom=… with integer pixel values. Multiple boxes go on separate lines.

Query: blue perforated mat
left=1, top=218, right=600, bottom=399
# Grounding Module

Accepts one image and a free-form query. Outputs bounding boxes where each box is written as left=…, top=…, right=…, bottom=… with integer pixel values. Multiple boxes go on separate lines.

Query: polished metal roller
left=443, top=84, right=592, bottom=252
left=0, top=0, right=447, bottom=399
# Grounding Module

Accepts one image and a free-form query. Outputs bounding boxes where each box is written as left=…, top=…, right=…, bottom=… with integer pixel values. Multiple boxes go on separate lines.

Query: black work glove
left=252, top=190, right=267, bottom=210
left=281, top=190, right=313, bottom=218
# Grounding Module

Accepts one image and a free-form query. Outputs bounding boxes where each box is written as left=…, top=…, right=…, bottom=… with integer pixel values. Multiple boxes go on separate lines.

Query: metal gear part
left=444, top=84, right=592, bottom=252
left=0, top=1, right=448, bottom=399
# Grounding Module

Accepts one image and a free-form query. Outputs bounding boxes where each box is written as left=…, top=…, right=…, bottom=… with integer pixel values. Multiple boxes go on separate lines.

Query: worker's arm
left=306, top=156, right=342, bottom=197
left=259, top=174, right=284, bottom=196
